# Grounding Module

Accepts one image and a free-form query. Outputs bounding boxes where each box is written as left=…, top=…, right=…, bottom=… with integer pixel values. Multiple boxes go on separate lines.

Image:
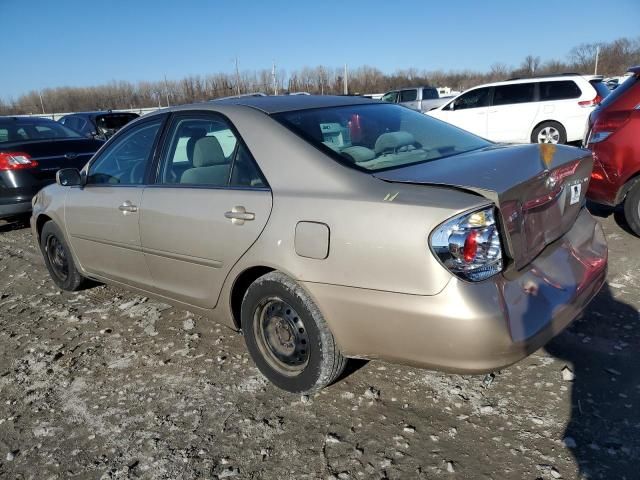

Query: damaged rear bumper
left=302, top=208, right=607, bottom=373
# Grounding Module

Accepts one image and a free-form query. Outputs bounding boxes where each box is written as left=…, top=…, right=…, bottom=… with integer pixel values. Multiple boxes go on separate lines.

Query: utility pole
left=272, top=61, right=278, bottom=95
left=164, top=75, right=171, bottom=107
left=343, top=64, right=348, bottom=95
left=235, top=57, right=241, bottom=96
left=38, top=92, right=45, bottom=114
left=594, top=46, right=600, bottom=75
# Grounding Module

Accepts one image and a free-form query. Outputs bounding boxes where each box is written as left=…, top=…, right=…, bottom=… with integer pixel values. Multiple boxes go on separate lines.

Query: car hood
left=374, top=143, right=594, bottom=270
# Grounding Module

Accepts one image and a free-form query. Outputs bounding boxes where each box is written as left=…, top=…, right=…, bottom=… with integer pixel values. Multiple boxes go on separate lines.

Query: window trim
left=83, top=113, right=169, bottom=188
left=150, top=110, right=270, bottom=191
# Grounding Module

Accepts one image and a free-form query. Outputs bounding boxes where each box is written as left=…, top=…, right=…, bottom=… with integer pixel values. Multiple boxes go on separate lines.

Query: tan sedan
left=31, top=96, right=607, bottom=393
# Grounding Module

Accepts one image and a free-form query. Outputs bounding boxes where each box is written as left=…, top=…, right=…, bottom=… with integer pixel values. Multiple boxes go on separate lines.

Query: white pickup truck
left=381, top=86, right=451, bottom=112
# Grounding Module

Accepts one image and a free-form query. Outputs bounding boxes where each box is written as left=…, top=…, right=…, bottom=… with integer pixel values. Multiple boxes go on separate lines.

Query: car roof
left=63, top=111, right=139, bottom=117
left=0, top=116, right=58, bottom=124
left=468, top=74, right=594, bottom=91
left=210, top=94, right=379, bottom=114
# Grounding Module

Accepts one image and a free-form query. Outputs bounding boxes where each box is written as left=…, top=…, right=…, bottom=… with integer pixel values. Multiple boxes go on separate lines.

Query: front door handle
left=225, top=206, right=255, bottom=225
left=118, top=201, right=138, bottom=214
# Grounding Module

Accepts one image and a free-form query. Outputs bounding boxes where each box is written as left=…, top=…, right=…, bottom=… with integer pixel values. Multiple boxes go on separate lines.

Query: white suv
left=428, top=74, right=610, bottom=144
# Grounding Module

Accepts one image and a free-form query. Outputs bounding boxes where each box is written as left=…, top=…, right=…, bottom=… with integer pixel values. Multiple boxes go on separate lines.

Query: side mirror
left=56, top=168, right=83, bottom=187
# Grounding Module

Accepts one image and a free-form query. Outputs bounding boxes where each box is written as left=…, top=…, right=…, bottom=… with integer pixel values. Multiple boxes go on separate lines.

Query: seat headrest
left=192, top=136, right=226, bottom=167
left=374, top=131, right=416, bottom=155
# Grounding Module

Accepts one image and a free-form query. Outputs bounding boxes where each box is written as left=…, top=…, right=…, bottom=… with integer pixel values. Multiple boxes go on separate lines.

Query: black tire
left=241, top=271, right=347, bottom=394
left=531, top=121, right=567, bottom=145
left=40, top=221, right=86, bottom=291
left=623, top=180, right=640, bottom=236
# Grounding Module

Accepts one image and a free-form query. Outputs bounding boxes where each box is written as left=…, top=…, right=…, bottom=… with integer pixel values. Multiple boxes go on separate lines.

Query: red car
left=586, top=66, right=640, bottom=235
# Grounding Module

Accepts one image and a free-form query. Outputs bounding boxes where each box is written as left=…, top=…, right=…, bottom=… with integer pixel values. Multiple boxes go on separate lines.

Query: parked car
left=381, top=86, right=450, bottom=112
left=585, top=66, right=640, bottom=236
left=0, top=116, right=104, bottom=220
left=31, top=96, right=607, bottom=393
left=58, top=111, right=139, bottom=140
left=429, top=74, right=610, bottom=144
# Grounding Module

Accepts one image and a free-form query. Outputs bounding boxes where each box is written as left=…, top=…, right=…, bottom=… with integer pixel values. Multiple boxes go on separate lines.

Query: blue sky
left=2, top=0, right=639, bottom=99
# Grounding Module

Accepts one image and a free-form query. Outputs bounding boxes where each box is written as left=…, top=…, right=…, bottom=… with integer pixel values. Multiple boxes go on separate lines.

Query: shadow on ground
left=0, top=215, right=30, bottom=233
left=546, top=283, right=640, bottom=479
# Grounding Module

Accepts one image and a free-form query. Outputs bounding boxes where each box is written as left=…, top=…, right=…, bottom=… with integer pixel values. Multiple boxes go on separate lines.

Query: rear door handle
left=118, top=201, right=138, bottom=214
left=225, top=206, right=255, bottom=225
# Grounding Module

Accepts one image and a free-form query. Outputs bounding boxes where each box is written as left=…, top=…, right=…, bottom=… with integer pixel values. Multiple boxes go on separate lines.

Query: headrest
left=192, top=136, right=226, bottom=167
left=340, top=146, right=376, bottom=163
left=374, top=131, right=416, bottom=155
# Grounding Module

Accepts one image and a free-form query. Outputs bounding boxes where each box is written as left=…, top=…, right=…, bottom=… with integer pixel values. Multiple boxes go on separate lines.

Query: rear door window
left=453, top=87, right=491, bottom=110
left=422, top=88, right=438, bottom=99
left=158, top=115, right=266, bottom=188
left=399, top=89, right=418, bottom=102
left=539, top=81, right=582, bottom=101
left=493, top=83, right=535, bottom=106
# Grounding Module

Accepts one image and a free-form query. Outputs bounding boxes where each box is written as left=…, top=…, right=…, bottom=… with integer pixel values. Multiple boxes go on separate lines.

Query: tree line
left=2, top=36, right=638, bottom=115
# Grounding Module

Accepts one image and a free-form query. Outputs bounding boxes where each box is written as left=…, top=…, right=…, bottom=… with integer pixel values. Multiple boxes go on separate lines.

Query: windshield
left=0, top=119, right=83, bottom=144
left=273, top=103, right=491, bottom=172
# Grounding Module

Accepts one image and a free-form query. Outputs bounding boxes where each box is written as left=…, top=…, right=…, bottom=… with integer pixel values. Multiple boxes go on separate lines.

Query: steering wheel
left=129, top=161, right=145, bottom=184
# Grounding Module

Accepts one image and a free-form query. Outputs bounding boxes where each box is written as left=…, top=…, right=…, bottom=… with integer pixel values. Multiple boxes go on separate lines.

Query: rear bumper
left=0, top=200, right=32, bottom=219
left=303, top=208, right=607, bottom=373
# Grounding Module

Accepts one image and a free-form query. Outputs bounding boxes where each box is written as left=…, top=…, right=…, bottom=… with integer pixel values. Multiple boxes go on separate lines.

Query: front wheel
left=40, top=221, right=86, bottom=291
left=532, top=121, right=567, bottom=144
left=241, top=272, right=346, bottom=393
left=623, top=180, right=640, bottom=237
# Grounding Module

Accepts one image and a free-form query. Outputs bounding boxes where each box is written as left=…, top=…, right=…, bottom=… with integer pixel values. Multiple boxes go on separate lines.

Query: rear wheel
left=241, top=271, right=346, bottom=393
left=40, top=221, right=86, bottom=291
left=623, top=180, right=640, bottom=236
left=532, top=121, right=567, bottom=144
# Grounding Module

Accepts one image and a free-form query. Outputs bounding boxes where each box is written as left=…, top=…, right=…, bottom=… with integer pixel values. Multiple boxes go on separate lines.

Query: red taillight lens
left=463, top=230, right=479, bottom=263
left=591, top=171, right=605, bottom=181
left=588, top=111, right=631, bottom=143
left=579, top=94, right=602, bottom=107
left=430, top=207, right=503, bottom=281
left=0, top=152, right=38, bottom=171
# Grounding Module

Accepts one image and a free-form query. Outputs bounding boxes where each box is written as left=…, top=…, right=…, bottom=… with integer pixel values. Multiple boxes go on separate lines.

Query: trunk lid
left=1, top=138, right=103, bottom=183
left=374, top=143, right=593, bottom=270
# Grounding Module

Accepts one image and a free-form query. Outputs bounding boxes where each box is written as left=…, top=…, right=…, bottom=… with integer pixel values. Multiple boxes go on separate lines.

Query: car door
left=64, top=115, right=166, bottom=288
left=430, top=87, right=492, bottom=138
left=486, top=82, right=538, bottom=143
left=139, top=112, right=272, bottom=309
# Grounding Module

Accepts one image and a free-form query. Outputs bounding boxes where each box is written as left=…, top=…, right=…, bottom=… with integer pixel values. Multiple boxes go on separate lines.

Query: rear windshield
left=0, top=120, right=82, bottom=144
left=273, top=103, right=490, bottom=172
left=598, top=74, right=638, bottom=109
left=589, top=80, right=611, bottom=100
left=95, top=113, right=138, bottom=131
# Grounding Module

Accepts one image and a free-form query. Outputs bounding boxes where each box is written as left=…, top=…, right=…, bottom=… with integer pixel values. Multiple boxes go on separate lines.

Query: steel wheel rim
left=253, top=297, right=310, bottom=376
left=537, top=126, right=560, bottom=144
left=46, top=235, right=69, bottom=282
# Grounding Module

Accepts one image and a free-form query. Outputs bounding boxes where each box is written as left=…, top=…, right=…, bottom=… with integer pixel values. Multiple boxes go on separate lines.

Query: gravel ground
left=0, top=210, right=638, bottom=480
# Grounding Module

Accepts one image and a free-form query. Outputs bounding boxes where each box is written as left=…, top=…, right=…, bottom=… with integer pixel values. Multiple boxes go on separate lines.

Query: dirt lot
left=0, top=209, right=638, bottom=480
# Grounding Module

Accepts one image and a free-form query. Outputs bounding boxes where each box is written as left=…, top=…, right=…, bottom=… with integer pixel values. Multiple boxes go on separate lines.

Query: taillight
left=0, top=152, right=38, bottom=171
left=579, top=94, right=602, bottom=107
left=430, top=207, right=503, bottom=282
left=588, top=111, right=631, bottom=144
